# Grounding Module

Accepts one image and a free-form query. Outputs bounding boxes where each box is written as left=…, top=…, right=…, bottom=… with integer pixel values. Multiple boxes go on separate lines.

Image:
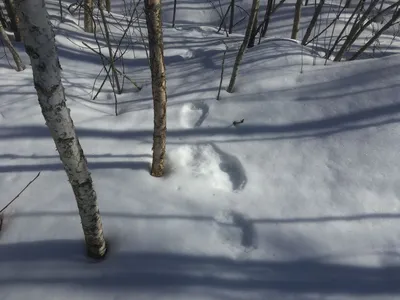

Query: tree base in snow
left=86, top=241, right=108, bottom=260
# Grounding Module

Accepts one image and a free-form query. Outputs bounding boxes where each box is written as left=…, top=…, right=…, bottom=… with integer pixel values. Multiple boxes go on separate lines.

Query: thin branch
left=1, top=172, right=41, bottom=214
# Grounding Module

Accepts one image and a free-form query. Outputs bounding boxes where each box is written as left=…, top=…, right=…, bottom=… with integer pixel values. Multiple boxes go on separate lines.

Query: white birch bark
left=15, top=0, right=107, bottom=259
left=145, top=0, right=167, bottom=177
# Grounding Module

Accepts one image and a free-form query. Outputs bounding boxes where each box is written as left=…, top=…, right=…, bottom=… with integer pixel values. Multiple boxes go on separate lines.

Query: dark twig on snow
left=233, top=119, right=244, bottom=126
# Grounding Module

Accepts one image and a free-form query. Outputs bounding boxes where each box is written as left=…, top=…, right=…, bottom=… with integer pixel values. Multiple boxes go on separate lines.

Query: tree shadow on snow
left=3, top=98, right=400, bottom=145
left=0, top=238, right=400, bottom=296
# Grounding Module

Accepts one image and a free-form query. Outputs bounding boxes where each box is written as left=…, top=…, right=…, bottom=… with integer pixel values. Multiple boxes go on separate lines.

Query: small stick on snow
left=0, top=172, right=41, bottom=214
left=233, top=119, right=244, bottom=126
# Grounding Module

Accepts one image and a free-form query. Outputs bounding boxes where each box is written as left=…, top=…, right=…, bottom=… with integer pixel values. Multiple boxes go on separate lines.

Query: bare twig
left=83, top=41, right=142, bottom=90
left=233, top=119, right=244, bottom=126
left=1, top=172, right=41, bottom=214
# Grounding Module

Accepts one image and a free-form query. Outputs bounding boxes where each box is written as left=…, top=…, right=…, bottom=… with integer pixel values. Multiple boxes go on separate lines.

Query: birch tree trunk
left=15, top=0, right=107, bottom=259
left=145, top=0, right=167, bottom=177
left=226, top=0, right=259, bottom=93
left=84, top=0, right=94, bottom=32
left=291, top=0, right=302, bottom=39
left=0, top=22, right=24, bottom=71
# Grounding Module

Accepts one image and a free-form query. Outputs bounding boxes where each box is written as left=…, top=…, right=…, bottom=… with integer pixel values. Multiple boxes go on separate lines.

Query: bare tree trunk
left=172, top=0, right=177, bottom=27
left=105, top=0, right=111, bottom=12
left=0, top=22, right=24, bottom=71
left=247, top=19, right=258, bottom=48
left=226, top=0, right=260, bottom=93
left=145, top=0, right=167, bottom=177
left=15, top=0, right=107, bottom=259
left=291, top=0, right=302, bottom=39
left=84, top=0, right=94, bottom=32
left=229, top=0, right=235, bottom=33
left=4, top=0, right=21, bottom=41
left=58, top=0, right=63, bottom=21
left=261, top=0, right=274, bottom=37
left=324, top=0, right=363, bottom=58
left=98, top=0, right=121, bottom=94
left=334, top=0, right=380, bottom=61
left=349, top=8, right=400, bottom=60
left=302, top=0, right=325, bottom=44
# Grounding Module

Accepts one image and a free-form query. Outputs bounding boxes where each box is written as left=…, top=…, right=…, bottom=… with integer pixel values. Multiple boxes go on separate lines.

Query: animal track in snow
left=180, top=101, right=209, bottom=128
left=169, top=143, right=247, bottom=192
left=213, top=210, right=258, bottom=253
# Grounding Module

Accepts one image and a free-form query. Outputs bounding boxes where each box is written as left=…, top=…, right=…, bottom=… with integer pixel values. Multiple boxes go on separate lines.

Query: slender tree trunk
left=226, top=0, right=259, bottom=93
left=229, top=0, right=235, bottom=33
left=57, top=0, right=63, bottom=21
left=349, top=9, right=400, bottom=60
left=145, top=0, right=167, bottom=177
left=324, top=0, right=363, bottom=58
left=334, top=0, right=380, bottom=61
left=105, top=0, right=111, bottom=12
left=302, top=0, right=325, bottom=44
left=15, top=0, right=107, bottom=259
left=247, top=19, right=258, bottom=48
left=172, top=0, right=177, bottom=27
left=98, top=0, right=121, bottom=94
left=0, top=21, right=24, bottom=71
left=261, top=0, right=274, bottom=37
left=217, top=5, right=231, bottom=33
left=84, top=0, right=94, bottom=32
left=4, top=0, right=21, bottom=41
left=291, top=0, right=302, bottom=39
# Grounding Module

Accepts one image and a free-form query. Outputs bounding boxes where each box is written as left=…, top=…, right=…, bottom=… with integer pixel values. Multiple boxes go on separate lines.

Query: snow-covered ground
left=1, top=0, right=400, bottom=299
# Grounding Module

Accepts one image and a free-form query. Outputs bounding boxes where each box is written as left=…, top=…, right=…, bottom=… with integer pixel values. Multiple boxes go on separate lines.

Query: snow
left=1, top=0, right=400, bottom=299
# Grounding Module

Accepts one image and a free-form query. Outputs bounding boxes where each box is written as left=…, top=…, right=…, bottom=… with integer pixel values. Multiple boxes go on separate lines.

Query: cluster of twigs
left=67, top=0, right=146, bottom=116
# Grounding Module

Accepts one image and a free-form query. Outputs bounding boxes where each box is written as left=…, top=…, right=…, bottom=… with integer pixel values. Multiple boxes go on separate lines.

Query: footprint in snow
left=180, top=101, right=209, bottom=128
left=168, top=143, right=247, bottom=192
left=213, top=210, right=258, bottom=252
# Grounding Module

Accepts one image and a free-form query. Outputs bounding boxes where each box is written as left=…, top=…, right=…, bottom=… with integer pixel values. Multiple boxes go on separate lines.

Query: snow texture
left=1, top=0, right=400, bottom=299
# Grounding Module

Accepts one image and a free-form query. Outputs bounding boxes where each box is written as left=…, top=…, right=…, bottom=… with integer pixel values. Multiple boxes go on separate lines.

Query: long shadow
left=0, top=161, right=149, bottom=173
left=2, top=100, right=400, bottom=142
left=0, top=153, right=151, bottom=159
left=1, top=239, right=400, bottom=295
left=8, top=211, right=400, bottom=223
